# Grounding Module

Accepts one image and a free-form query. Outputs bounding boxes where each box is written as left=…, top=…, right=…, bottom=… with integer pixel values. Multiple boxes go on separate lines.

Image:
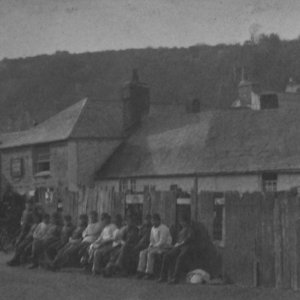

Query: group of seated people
left=7, top=202, right=199, bottom=284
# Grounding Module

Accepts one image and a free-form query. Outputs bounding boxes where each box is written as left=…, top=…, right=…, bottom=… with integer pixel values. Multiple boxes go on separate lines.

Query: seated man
left=56, top=214, right=75, bottom=248
left=158, top=214, right=196, bottom=284
left=90, top=214, right=121, bottom=274
left=133, top=214, right=152, bottom=253
left=7, top=213, right=40, bottom=266
left=51, top=211, right=102, bottom=269
left=104, top=213, right=139, bottom=277
left=28, top=213, right=50, bottom=259
left=49, top=214, right=88, bottom=270
left=136, top=213, right=172, bottom=279
left=76, top=211, right=102, bottom=258
left=44, top=214, right=75, bottom=261
left=29, top=212, right=62, bottom=269
left=15, top=200, right=35, bottom=247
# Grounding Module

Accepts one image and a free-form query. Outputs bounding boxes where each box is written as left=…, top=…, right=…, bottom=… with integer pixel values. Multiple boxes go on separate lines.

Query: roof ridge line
left=68, top=98, right=89, bottom=138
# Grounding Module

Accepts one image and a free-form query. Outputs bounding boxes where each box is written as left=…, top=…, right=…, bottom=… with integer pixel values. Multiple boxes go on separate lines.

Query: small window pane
left=262, top=173, right=277, bottom=192
left=11, top=158, right=23, bottom=178
left=34, top=146, right=50, bottom=173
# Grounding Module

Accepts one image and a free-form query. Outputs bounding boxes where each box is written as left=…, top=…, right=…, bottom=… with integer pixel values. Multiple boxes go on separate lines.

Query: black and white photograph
left=0, top=1, right=300, bottom=299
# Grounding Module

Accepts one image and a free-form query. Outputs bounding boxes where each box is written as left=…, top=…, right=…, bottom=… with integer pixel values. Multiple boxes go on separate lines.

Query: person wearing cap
left=136, top=213, right=172, bottom=279
left=158, top=213, right=196, bottom=284
left=104, top=213, right=140, bottom=277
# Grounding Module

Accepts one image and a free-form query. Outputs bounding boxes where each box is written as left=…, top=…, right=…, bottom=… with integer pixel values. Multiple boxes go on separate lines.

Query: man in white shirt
left=81, top=211, right=103, bottom=244
left=75, top=211, right=102, bottom=260
left=137, top=213, right=172, bottom=279
left=90, top=214, right=122, bottom=274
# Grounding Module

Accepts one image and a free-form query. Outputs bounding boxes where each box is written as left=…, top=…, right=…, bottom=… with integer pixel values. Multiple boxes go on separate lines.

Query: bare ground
left=0, top=252, right=299, bottom=300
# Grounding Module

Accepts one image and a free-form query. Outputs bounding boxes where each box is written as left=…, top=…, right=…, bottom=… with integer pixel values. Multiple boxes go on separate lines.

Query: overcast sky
left=0, top=0, right=300, bottom=59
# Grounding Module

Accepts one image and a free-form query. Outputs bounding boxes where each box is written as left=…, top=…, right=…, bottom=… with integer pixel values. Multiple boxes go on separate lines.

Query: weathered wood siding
left=52, top=184, right=300, bottom=290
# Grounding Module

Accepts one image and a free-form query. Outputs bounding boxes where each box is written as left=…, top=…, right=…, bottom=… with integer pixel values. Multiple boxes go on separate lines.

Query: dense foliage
left=0, top=34, right=300, bottom=132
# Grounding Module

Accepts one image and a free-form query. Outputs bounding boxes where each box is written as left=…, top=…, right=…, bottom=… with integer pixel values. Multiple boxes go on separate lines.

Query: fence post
left=274, top=194, right=283, bottom=288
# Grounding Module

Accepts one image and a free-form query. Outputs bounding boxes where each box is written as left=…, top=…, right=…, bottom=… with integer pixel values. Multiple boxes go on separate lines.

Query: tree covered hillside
left=0, top=34, right=300, bottom=133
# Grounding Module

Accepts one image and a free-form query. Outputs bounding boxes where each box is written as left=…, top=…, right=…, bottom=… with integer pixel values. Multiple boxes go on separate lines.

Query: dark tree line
left=0, top=34, right=299, bottom=132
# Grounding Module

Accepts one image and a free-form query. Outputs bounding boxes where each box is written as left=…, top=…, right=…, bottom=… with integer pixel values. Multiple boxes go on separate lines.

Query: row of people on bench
left=7, top=210, right=196, bottom=284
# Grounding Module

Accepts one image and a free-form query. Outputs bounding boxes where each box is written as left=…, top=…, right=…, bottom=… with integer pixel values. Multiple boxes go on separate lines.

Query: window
left=262, top=173, right=277, bottom=192
left=213, top=195, right=225, bottom=246
left=34, top=146, right=50, bottom=174
left=10, top=158, right=23, bottom=178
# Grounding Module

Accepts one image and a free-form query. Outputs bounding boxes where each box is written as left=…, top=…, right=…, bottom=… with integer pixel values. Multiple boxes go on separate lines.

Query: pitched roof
left=0, top=98, right=124, bottom=149
left=98, top=107, right=300, bottom=178
left=278, top=92, right=300, bottom=108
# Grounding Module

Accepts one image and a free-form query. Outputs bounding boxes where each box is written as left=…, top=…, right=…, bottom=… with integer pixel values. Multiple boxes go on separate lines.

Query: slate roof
left=0, top=98, right=124, bottom=149
left=278, top=92, right=300, bottom=109
left=98, top=107, right=300, bottom=178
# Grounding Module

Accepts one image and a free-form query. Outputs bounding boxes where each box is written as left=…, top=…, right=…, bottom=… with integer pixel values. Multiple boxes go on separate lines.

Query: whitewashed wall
left=96, top=173, right=300, bottom=193
left=97, top=177, right=195, bottom=192
left=277, top=174, right=300, bottom=190
left=197, top=175, right=261, bottom=192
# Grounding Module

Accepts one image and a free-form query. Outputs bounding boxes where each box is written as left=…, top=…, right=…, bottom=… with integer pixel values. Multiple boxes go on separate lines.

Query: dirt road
left=0, top=253, right=299, bottom=300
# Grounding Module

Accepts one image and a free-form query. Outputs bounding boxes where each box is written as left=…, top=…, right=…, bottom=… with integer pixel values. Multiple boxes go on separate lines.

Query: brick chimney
left=121, top=69, right=150, bottom=131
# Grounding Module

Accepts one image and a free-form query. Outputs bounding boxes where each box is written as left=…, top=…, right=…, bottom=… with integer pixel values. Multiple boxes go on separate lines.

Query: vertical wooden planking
left=274, top=194, right=283, bottom=289
left=88, top=187, right=95, bottom=212
left=223, top=191, right=260, bottom=286
left=150, top=190, right=160, bottom=216
left=223, top=191, right=236, bottom=284
left=163, top=191, right=176, bottom=228
left=239, top=192, right=259, bottom=287
left=73, top=192, right=78, bottom=223
left=104, top=189, right=111, bottom=216
left=114, top=191, right=124, bottom=218
left=282, top=194, right=291, bottom=289
left=107, top=189, right=113, bottom=217
left=143, top=186, right=152, bottom=218
left=98, top=188, right=104, bottom=216
left=296, top=218, right=300, bottom=290
left=77, top=188, right=82, bottom=216
left=63, top=188, right=71, bottom=216
left=84, top=186, right=89, bottom=214
left=289, top=192, right=298, bottom=291
left=190, top=188, right=198, bottom=222
left=259, top=192, right=275, bottom=287
left=198, top=191, right=215, bottom=237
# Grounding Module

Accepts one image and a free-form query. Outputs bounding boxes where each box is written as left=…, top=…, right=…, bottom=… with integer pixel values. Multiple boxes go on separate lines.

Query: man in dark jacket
left=7, top=213, right=41, bottom=266
left=28, top=212, right=62, bottom=269
left=133, top=214, right=152, bottom=253
left=158, top=213, right=196, bottom=284
left=49, top=214, right=88, bottom=270
left=104, top=214, right=140, bottom=276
